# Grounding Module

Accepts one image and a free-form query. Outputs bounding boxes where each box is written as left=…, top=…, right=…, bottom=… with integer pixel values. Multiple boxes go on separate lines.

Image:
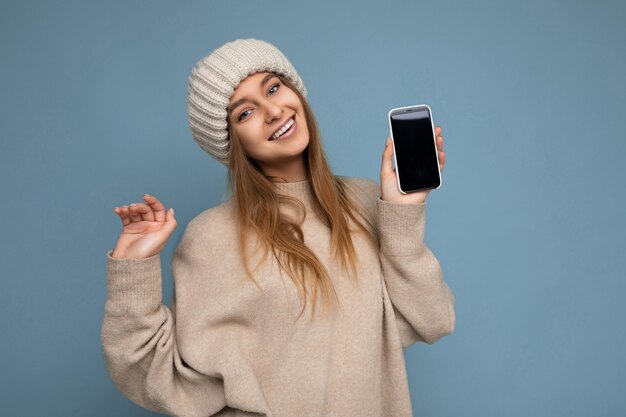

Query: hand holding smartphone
left=387, top=104, right=442, bottom=194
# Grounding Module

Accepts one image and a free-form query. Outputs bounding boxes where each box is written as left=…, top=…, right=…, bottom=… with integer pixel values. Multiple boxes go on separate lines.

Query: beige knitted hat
left=187, top=38, right=308, bottom=165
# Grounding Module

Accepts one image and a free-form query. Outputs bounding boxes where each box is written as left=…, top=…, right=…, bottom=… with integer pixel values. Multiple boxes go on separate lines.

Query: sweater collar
left=271, top=179, right=314, bottom=204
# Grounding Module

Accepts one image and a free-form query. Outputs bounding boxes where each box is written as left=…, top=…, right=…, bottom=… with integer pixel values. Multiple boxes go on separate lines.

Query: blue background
left=1, top=0, right=624, bottom=415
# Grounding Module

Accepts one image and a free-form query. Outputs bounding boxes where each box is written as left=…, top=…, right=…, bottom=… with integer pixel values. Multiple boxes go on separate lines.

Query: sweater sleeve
left=100, top=226, right=225, bottom=416
left=376, top=197, right=456, bottom=347
left=349, top=177, right=456, bottom=348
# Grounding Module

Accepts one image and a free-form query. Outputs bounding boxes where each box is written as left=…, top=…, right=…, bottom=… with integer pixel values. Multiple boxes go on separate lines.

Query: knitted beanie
left=187, top=38, right=308, bottom=165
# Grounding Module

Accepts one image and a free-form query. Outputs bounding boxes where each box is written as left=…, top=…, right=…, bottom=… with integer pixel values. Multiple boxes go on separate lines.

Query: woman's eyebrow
left=227, top=74, right=277, bottom=115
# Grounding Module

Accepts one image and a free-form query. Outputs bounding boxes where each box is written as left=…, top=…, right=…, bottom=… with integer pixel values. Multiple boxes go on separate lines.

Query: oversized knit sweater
left=100, top=176, right=456, bottom=417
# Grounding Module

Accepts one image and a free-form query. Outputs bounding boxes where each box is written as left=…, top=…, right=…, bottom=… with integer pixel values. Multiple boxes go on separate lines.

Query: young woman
left=101, top=38, right=455, bottom=417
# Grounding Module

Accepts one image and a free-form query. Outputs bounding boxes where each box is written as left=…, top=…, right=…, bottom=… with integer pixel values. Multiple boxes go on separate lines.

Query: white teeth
left=271, top=117, right=294, bottom=140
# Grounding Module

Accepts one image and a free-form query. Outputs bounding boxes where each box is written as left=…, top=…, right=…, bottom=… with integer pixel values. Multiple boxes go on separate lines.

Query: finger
left=128, top=202, right=155, bottom=222
left=435, top=126, right=442, bottom=136
left=380, top=137, right=395, bottom=178
left=114, top=206, right=131, bottom=226
left=143, top=194, right=167, bottom=223
left=118, top=206, right=134, bottom=225
left=439, top=150, right=446, bottom=168
left=436, top=135, right=444, bottom=151
left=160, top=207, right=178, bottom=236
left=127, top=204, right=142, bottom=222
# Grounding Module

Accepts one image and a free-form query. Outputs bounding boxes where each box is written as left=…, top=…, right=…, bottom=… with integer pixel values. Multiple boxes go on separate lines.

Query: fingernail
left=129, top=203, right=136, bottom=207
left=171, top=208, right=175, bottom=215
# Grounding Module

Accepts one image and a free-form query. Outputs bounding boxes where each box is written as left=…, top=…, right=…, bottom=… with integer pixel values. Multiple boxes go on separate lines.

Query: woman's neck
left=267, top=176, right=308, bottom=183
left=259, top=155, right=308, bottom=183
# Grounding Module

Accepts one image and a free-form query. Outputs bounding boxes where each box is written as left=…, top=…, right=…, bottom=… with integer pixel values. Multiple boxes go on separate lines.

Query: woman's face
left=227, top=72, right=309, bottom=169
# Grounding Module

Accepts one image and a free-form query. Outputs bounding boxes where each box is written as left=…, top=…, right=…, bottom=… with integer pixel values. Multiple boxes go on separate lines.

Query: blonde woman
left=101, top=38, right=455, bottom=417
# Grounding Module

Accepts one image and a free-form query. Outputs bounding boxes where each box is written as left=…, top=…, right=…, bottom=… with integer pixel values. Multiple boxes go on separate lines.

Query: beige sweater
left=100, top=177, right=456, bottom=417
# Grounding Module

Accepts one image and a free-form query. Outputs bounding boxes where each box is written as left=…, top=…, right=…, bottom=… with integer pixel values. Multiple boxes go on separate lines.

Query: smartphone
left=387, top=104, right=442, bottom=194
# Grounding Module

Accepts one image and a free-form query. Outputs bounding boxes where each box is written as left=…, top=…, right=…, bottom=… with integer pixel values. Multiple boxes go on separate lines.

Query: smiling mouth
left=268, top=116, right=296, bottom=141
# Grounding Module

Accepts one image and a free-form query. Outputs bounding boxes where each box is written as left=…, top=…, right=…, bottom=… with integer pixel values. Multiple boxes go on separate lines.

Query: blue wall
left=1, top=0, right=624, bottom=415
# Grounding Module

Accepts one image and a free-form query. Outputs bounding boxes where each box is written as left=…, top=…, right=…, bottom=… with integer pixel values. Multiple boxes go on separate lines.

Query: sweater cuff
left=105, top=249, right=163, bottom=316
left=376, top=198, right=427, bottom=257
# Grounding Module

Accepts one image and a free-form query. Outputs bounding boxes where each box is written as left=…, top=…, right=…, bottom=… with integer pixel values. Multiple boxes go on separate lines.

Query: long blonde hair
left=226, top=73, right=378, bottom=322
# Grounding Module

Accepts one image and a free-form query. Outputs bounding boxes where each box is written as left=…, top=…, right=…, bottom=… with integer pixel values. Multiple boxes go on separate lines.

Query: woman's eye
left=238, top=110, right=251, bottom=121
left=269, top=83, right=279, bottom=95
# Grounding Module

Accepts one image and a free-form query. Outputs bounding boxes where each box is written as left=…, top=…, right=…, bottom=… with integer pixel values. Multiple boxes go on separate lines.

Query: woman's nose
left=264, top=102, right=283, bottom=123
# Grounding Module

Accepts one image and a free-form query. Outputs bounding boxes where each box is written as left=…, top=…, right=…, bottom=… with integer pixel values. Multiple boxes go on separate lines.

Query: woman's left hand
left=380, top=126, right=445, bottom=204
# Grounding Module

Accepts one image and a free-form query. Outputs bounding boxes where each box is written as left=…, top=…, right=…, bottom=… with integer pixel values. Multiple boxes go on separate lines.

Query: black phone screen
left=390, top=107, right=440, bottom=192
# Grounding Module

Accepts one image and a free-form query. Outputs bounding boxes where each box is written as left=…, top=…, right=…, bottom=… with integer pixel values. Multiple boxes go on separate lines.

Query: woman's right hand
left=111, top=194, right=177, bottom=260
